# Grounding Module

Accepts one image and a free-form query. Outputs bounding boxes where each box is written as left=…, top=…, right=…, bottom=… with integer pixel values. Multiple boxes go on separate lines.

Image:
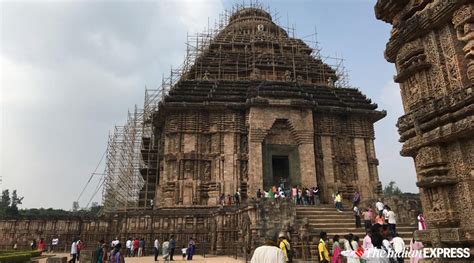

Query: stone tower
left=149, top=7, right=386, bottom=208
left=375, top=0, right=474, bottom=258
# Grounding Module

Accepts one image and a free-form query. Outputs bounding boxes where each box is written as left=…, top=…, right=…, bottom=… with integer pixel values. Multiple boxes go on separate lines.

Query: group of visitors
left=219, top=191, right=241, bottom=206
left=68, top=238, right=83, bottom=263
left=255, top=184, right=321, bottom=205
left=26, top=236, right=60, bottom=253
left=64, top=235, right=199, bottom=263
left=250, top=231, right=294, bottom=263
left=124, top=237, right=145, bottom=257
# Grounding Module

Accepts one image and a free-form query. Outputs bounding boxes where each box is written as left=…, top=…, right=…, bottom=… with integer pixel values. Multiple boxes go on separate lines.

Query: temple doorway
left=272, top=155, right=290, bottom=187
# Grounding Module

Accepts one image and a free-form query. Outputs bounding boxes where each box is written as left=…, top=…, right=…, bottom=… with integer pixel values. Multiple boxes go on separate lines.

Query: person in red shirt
left=133, top=238, right=139, bottom=257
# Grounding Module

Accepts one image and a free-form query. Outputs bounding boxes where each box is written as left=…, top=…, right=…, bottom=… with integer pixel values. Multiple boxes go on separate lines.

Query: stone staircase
left=296, top=204, right=417, bottom=245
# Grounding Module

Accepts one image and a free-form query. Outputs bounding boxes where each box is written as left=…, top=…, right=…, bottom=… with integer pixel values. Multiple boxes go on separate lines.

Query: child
left=181, top=245, right=187, bottom=259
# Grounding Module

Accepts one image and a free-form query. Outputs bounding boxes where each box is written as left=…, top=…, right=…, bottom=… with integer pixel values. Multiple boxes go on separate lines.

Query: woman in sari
left=331, top=235, right=342, bottom=263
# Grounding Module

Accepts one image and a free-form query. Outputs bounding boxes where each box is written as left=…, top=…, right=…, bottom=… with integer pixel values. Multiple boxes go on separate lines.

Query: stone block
left=46, top=257, right=67, bottom=263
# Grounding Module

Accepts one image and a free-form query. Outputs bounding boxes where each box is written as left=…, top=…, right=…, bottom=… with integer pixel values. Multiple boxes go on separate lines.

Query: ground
left=38, top=253, right=245, bottom=263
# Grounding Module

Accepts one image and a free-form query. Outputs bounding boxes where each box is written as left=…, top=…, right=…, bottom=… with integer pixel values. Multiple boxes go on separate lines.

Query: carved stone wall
left=375, top=0, right=474, bottom=260
left=157, top=109, right=247, bottom=208
left=314, top=113, right=382, bottom=202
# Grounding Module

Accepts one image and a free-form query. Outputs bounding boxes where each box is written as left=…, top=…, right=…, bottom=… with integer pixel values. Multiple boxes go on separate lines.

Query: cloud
left=1, top=0, right=224, bottom=209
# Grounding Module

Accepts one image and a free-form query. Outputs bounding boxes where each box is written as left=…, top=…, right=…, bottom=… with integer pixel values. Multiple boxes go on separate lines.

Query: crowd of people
left=251, top=195, right=428, bottom=263
left=88, top=235, right=196, bottom=263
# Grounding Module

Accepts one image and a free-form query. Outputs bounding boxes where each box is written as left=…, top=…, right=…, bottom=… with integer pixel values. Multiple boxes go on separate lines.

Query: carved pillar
left=453, top=4, right=474, bottom=82
left=376, top=0, right=474, bottom=260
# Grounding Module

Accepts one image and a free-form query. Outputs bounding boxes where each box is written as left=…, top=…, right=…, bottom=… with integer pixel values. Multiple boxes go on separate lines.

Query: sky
left=0, top=0, right=417, bottom=210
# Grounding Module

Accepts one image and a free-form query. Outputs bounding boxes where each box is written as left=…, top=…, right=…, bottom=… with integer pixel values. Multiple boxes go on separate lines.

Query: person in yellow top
left=318, top=231, right=330, bottom=263
left=278, top=232, right=292, bottom=263
left=335, top=192, right=343, bottom=212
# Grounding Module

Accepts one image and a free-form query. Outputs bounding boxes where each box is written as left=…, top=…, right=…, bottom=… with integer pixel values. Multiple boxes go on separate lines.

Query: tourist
left=162, top=237, right=170, bottom=262
left=264, top=189, right=270, bottom=198
left=76, top=240, right=83, bottom=261
left=362, top=229, right=373, bottom=250
left=187, top=238, right=196, bottom=260
left=51, top=236, right=59, bottom=253
left=353, top=205, right=362, bottom=228
left=96, top=239, right=106, bottom=263
left=375, top=200, right=384, bottom=215
left=38, top=238, right=46, bottom=252
left=386, top=206, right=397, bottom=234
left=313, top=186, right=320, bottom=205
left=391, top=233, right=405, bottom=263
left=278, top=232, right=293, bottom=263
left=250, top=230, right=286, bottom=263
left=68, top=239, right=77, bottom=263
left=342, top=233, right=390, bottom=263
left=335, top=192, right=343, bottom=212
left=332, top=235, right=342, bottom=263
left=272, top=185, right=277, bottom=195
left=111, top=237, right=120, bottom=249
left=308, top=187, right=314, bottom=205
left=256, top=189, right=262, bottom=199
left=234, top=190, right=241, bottom=205
left=362, top=208, right=372, bottom=230
left=382, top=206, right=389, bottom=224
left=153, top=238, right=160, bottom=261
left=125, top=238, right=132, bottom=257
left=353, top=191, right=361, bottom=207
left=13, top=241, right=17, bottom=250
left=343, top=234, right=359, bottom=263
left=291, top=186, right=297, bottom=204
left=374, top=213, right=385, bottom=225
left=297, top=187, right=302, bottom=205
left=138, top=238, right=145, bottom=257
left=219, top=193, right=225, bottom=205
left=180, top=245, right=187, bottom=259
left=133, top=238, right=139, bottom=256
left=268, top=187, right=275, bottom=199
left=110, top=243, right=125, bottom=263
left=226, top=194, right=233, bottom=205
left=30, top=239, right=36, bottom=250
left=169, top=235, right=176, bottom=260
left=409, top=234, right=424, bottom=263
left=417, top=213, right=426, bottom=230
left=318, top=231, right=330, bottom=263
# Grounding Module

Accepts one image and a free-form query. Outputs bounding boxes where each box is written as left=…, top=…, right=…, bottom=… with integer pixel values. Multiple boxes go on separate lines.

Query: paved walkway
left=38, top=253, right=245, bottom=263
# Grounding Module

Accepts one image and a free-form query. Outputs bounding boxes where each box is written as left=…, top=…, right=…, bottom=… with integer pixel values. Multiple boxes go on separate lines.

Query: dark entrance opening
left=272, top=155, right=290, bottom=187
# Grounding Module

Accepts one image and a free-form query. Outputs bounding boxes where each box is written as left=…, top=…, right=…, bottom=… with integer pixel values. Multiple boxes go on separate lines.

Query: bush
left=0, top=250, right=42, bottom=262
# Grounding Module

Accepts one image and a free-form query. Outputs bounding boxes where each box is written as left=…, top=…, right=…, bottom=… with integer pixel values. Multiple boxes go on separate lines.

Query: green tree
left=383, top=181, right=403, bottom=196
left=0, top=190, right=11, bottom=215
left=8, top=190, right=24, bottom=215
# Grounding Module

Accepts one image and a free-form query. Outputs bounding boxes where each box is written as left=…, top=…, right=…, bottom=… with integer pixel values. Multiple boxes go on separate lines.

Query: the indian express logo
left=367, top=248, right=470, bottom=259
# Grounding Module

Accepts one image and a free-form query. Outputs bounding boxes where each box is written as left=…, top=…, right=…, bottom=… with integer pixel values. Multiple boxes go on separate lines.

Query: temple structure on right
left=375, top=0, right=473, bottom=259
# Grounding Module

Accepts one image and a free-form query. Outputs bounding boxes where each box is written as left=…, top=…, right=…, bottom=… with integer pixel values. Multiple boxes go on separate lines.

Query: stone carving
left=376, top=0, right=474, bottom=256
left=202, top=161, right=211, bottom=181
left=453, top=4, right=474, bottom=81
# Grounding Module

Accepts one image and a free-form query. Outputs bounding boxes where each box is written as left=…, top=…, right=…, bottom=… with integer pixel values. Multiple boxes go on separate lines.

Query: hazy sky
left=1, top=0, right=417, bottom=210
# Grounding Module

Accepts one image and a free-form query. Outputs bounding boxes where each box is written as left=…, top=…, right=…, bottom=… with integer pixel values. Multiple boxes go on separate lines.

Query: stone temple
left=141, top=7, right=386, bottom=209
left=3, top=6, right=421, bottom=259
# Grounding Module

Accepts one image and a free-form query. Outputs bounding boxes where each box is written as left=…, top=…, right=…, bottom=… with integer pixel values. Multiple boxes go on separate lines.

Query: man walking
left=169, top=235, right=176, bottom=261
left=386, top=206, right=397, bottom=234
left=68, top=239, right=77, bottom=263
left=278, top=233, right=293, bottom=263
left=250, top=230, right=285, bottom=263
left=353, top=205, right=362, bottom=228
left=153, top=237, right=160, bottom=261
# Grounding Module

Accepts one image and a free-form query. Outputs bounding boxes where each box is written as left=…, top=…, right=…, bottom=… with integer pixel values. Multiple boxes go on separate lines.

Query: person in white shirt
left=125, top=238, right=132, bottom=257
left=68, top=239, right=77, bottom=263
left=111, top=237, right=120, bottom=248
left=386, top=206, right=397, bottom=234
left=250, top=231, right=286, bottom=263
left=342, top=233, right=389, bottom=263
left=375, top=200, right=384, bottom=215
left=162, top=238, right=170, bottom=262
left=391, top=233, right=405, bottom=263
left=51, top=237, right=59, bottom=253
left=153, top=238, right=160, bottom=261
